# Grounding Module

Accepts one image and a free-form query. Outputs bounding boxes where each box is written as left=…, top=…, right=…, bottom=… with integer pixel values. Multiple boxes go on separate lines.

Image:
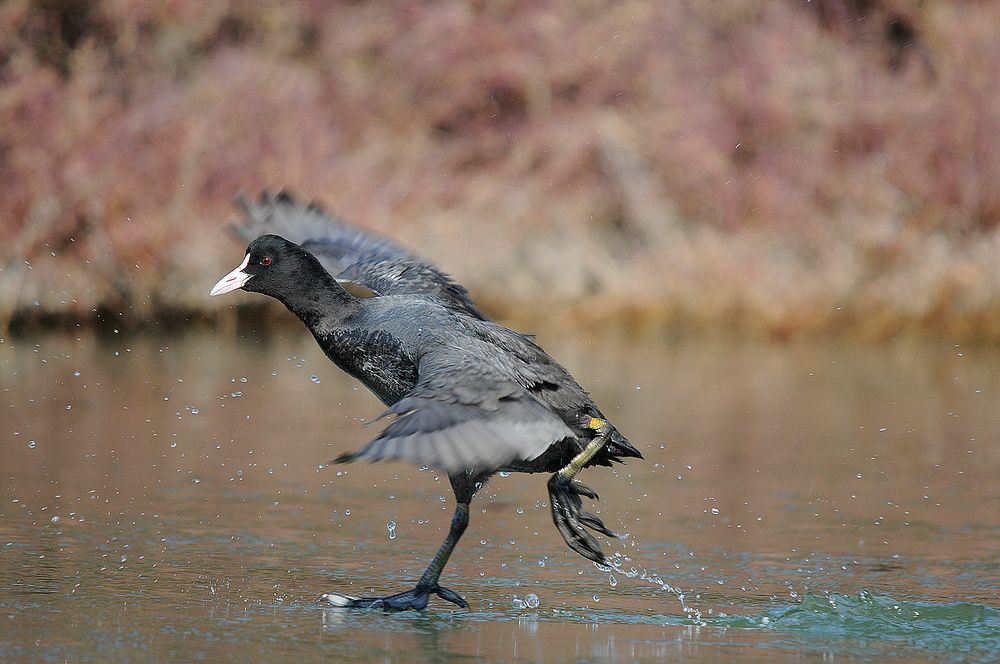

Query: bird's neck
left=278, top=273, right=361, bottom=332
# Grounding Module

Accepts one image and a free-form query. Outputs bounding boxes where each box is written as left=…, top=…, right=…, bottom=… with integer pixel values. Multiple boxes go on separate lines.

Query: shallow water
left=2, top=325, right=999, bottom=662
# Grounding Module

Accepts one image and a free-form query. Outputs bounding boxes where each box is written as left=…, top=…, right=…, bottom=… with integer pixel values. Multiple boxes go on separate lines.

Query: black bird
left=210, top=191, right=642, bottom=610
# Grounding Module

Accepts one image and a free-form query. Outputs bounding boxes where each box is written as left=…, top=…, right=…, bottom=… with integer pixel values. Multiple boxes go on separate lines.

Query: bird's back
left=330, top=296, right=641, bottom=471
left=451, top=314, right=642, bottom=469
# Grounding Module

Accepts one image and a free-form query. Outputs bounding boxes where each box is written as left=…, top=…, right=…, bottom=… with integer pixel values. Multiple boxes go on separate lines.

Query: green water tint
left=491, top=591, right=999, bottom=662
left=592, top=545, right=1000, bottom=659
left=713, top=591, right=1000, bottom=659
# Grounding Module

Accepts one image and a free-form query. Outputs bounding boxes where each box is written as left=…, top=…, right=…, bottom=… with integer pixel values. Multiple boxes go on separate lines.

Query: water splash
left=596, top=549, right=703, bottom=624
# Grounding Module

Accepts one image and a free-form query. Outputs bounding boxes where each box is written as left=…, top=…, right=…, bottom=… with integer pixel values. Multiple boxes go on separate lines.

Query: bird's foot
left=319, top=584, right=468, bottom=611
left=548, top=473, right=617, bottom=565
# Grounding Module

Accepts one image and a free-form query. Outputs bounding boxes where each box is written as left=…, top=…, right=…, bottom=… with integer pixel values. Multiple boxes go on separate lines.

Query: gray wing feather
left=228, top=190, right=488, bottom=319
left=336, top=349, right=575, bottom=473
left=229, top=190, right=417, bottom=269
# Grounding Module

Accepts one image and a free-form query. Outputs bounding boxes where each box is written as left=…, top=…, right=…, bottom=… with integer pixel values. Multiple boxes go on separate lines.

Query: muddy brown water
left=2, top=326, right=999, bottom=662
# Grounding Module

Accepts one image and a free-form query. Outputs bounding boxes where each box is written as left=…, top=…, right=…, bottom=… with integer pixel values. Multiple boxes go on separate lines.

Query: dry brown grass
left=2, top=0, right=1000, bottom=339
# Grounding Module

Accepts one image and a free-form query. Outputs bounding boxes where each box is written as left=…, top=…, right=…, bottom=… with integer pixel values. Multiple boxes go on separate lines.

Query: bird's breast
left=319, top=328, right=418, bottom=405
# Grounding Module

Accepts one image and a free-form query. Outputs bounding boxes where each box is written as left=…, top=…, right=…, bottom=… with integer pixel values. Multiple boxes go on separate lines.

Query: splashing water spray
left=594, top=534, right=704, bottom=625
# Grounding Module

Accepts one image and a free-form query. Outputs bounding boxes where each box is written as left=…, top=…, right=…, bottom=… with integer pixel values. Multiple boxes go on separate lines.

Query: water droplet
left=50, top=516, right=60, bottom=523
left=609, top=574, right=618, bottom=587
left=170, top=441, right=177, bottom=448
left=344, top=509, right=351, bottom=516
left=525, top=593, right=539, bottom=609
left=73, top=370, right=81, bottom=377
left=537, top=559, right=546, bottom=567
left=190, top=407, right=200, bottom=415
left=498, top=471, right=510, bottom=478
left=515, top=507, right=524, bottom=515
left=27, top=440, right=36, bottom=449
left=310, top=374, right=321, bottom=384
left=511, top=597, right=526, bottom=609
left=593, top=594, right=600, bottom=602
left=710, top=508, right=720, bottom=515
left=230, top=391, right=242, bottom=398
left=240, top=376, right=248, bottom=383
left=387, top=520, right=397, bottom=539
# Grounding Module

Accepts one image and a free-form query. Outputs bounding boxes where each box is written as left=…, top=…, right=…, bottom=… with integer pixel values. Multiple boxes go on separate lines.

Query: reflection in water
left=1, top=329, right=999, bottom=662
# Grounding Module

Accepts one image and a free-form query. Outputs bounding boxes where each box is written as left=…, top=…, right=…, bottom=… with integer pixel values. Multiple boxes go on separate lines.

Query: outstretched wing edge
left=227, top=189, right=488, bottom=319
left=334, top=351, right=575, bottom=474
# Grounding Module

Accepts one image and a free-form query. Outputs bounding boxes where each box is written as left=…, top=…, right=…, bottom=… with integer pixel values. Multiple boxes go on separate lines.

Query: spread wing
left=335, top=347, right=575, bottom=473
left=228, top=190, right=488, bottom=319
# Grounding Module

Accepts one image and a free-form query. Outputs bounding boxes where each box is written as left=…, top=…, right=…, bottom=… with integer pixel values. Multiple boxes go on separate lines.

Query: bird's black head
left=210, top=234, right=328, bottom=301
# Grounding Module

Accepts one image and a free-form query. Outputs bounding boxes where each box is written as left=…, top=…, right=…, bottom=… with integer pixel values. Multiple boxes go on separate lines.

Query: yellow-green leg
left=548, top=418, right=618, bottom=564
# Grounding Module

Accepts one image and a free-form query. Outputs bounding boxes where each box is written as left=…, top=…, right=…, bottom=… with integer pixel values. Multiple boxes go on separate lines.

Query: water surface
left=2, top=326, right=998, bottom=662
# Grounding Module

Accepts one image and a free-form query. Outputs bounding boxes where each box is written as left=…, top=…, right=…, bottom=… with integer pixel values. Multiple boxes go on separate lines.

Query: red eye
left=260, top=257, right=271, bottom=266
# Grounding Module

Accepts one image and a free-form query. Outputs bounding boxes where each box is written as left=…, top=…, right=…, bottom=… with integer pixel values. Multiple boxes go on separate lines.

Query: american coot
left=211, top=191, right=642, bottom=610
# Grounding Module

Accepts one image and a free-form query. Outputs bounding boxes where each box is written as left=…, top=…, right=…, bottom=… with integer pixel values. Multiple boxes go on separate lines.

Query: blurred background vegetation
left=2, top=0, right=999, bottom=339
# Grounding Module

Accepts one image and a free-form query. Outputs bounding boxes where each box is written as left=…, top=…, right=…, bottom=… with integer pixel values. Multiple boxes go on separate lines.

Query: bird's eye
left=260, top=257, right=272, bottom=266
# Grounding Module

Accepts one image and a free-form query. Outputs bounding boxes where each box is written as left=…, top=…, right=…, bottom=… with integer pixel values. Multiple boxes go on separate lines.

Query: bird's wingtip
left=331, top=452, right=358, bottom=465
